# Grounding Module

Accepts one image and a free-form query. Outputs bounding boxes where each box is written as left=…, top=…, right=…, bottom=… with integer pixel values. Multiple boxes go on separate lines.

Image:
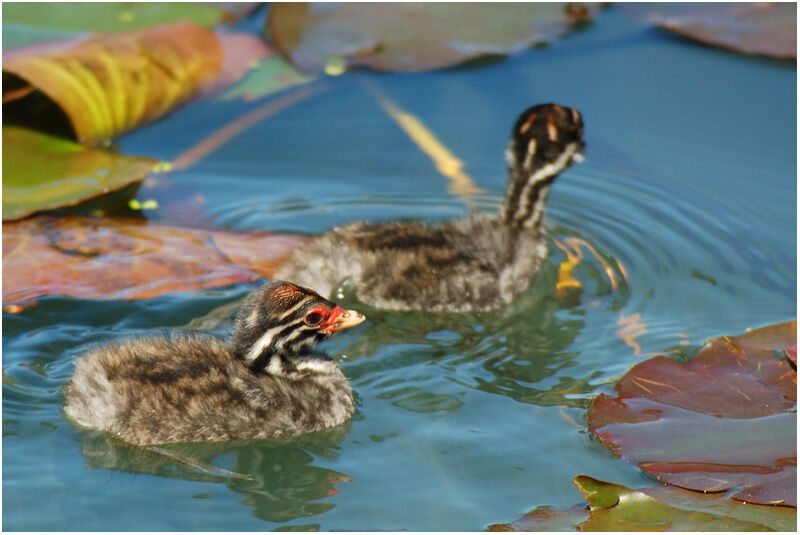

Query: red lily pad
left=489, top=475, right=796, bottom=531
left=2, top=126, right=158, bottom=221
left=588, top=321, right=797, bottom=507
left=266, top=3, right=600, bottom=73
left=621, top=3, right=796, bottom=59
left=2, top=216, right=308, bottom=311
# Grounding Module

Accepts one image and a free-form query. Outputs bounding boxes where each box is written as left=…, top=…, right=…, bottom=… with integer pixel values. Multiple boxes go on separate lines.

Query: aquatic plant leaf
left=577, top=476, right=775, bottom=531
left=588, top=321, right=797, bottom=506
left=2, top=126, right=158, bottom=221
left=488, top=475, right=793, bottom=531
left=2, top=216, right=308, bottom=309
left=205, top=33, right=275, bottom=99
left=487, top=504, right=588, bottom=531
left=621, top=3, right=796, bottom=59
left=219, top=52, right=316, bottom=102
left=1, top=2, right=229, bottom=34
left=3, top=22, right=224, bottom=145
left=266, top=3, right=600, bottom=73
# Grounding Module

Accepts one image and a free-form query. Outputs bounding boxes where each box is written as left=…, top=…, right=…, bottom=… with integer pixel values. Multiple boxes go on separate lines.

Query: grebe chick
left=63, top=281, right=365, bottom=445
left=275, top=103, right=585, bottom=312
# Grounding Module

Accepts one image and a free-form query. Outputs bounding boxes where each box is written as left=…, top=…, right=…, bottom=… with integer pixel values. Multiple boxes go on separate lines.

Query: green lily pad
left=219, top=53, right=315, bottom=102
left=265, top=3, right=601, bottom=73
left=588, top=321, right=797, bottom=507
left=2, top=2, right=228, bottom=34
left=2, top=126, right=157, bottom=220
left=578, top=476, right=774, bottom=531
left=488, top=475, right=795, bottom=531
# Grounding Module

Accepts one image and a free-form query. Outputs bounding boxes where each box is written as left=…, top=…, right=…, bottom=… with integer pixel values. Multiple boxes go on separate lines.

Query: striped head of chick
left=230, top=281, right=365, bottom=373
left=507, top=103, right=585, bottom=179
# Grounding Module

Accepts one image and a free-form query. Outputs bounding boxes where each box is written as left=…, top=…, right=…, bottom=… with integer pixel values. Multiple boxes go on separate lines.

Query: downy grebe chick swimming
left=63, top=281, right=365, bottom=445
left=275, top=103, right=585, bottom=312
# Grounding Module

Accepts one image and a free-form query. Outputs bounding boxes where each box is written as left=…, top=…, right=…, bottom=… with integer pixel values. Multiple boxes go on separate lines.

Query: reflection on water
left=338, top=250, right=623, bottom=412
left=229, top=434, right=353, bottom=523
left=76, top=424, right=354, bottom=523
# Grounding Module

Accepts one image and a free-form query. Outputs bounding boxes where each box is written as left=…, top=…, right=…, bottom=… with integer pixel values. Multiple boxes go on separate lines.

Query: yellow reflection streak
left=360, top=79, right=484, bottom=203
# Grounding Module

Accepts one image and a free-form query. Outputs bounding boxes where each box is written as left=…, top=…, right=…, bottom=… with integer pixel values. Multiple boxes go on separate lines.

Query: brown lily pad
left=266, top=3, right=600, bottom=73
left=489, top=475, right=794, bottom=531
left=3, top=22, right=224, bottom=145
left=2, top=216, right=308, bottom=310
left=621, top=3, right=796, bottom=59
left=588, top=321, right=797, bottom=507
left=2, top=126, right=158, bottom=221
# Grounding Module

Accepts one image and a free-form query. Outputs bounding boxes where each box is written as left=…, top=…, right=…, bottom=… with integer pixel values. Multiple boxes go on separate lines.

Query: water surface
left=3, top=7, right=796, bottom=531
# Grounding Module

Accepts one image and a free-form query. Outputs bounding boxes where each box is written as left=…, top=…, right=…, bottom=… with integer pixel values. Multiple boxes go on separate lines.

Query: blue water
left=3, top=6, right=796, bottom=531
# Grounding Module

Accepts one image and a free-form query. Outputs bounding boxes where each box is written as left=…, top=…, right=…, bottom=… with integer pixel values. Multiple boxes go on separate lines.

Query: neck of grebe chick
left=500, top=103, right=584, bottom=230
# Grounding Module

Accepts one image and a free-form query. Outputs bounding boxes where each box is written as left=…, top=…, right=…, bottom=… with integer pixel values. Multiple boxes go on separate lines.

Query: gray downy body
left=63, top=335, right=354, bottom=445
left=63, top=281, right=364, bottom=446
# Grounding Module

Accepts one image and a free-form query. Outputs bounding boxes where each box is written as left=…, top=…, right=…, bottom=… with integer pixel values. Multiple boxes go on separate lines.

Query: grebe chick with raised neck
left=276, top=103, right=585, bottom=312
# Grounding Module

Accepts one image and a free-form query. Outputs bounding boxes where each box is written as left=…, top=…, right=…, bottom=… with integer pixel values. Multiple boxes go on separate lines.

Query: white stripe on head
left=523, top=138, right=537, bottom=171
left=244, top=321, right=318, bottom=368
left=244, top=324, right=286, bottom=366
left=512, top=142, right=579, bottom=226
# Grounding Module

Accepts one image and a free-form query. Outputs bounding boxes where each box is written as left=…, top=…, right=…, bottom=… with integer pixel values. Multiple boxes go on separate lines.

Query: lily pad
left=219, top=52, right=315, bottom=102
left=3, top=22, right=224, bottom=144
left=206, top=33, right=276, bottom=99
left=2, top=2, right=229, bottom=34
left=588, top=321, right=797, bottom=507
left=2, top=126, right=158, bottom=220
left=265, top=3, right=600, bottom=73
left=2, top=216, right=308, bottom=310
left=489, top=475, right=793, bottom=531
left=620, top=3, right=796, bottom=59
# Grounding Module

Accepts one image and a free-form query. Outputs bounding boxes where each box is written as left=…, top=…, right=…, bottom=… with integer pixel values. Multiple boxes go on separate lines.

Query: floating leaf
left=488, top=504, right=588, bottom=531
left=2, top=216, right=308, bottom=309
left=2, top=126, right=157, bottom=220
left=219, top=52, right=315, bottom=102
left=210, top=35, right=290, bottom=101
left=2, top=2, right=229, bottom=34
left=588, top=321, right=797, bottom=507
left=3, top=22, right=224, bottom=145
left=266, top=3, right=600, bottom=73
left=620, top=3, right=796, bottom=59
left=489, top=475, right=795, bottom=531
